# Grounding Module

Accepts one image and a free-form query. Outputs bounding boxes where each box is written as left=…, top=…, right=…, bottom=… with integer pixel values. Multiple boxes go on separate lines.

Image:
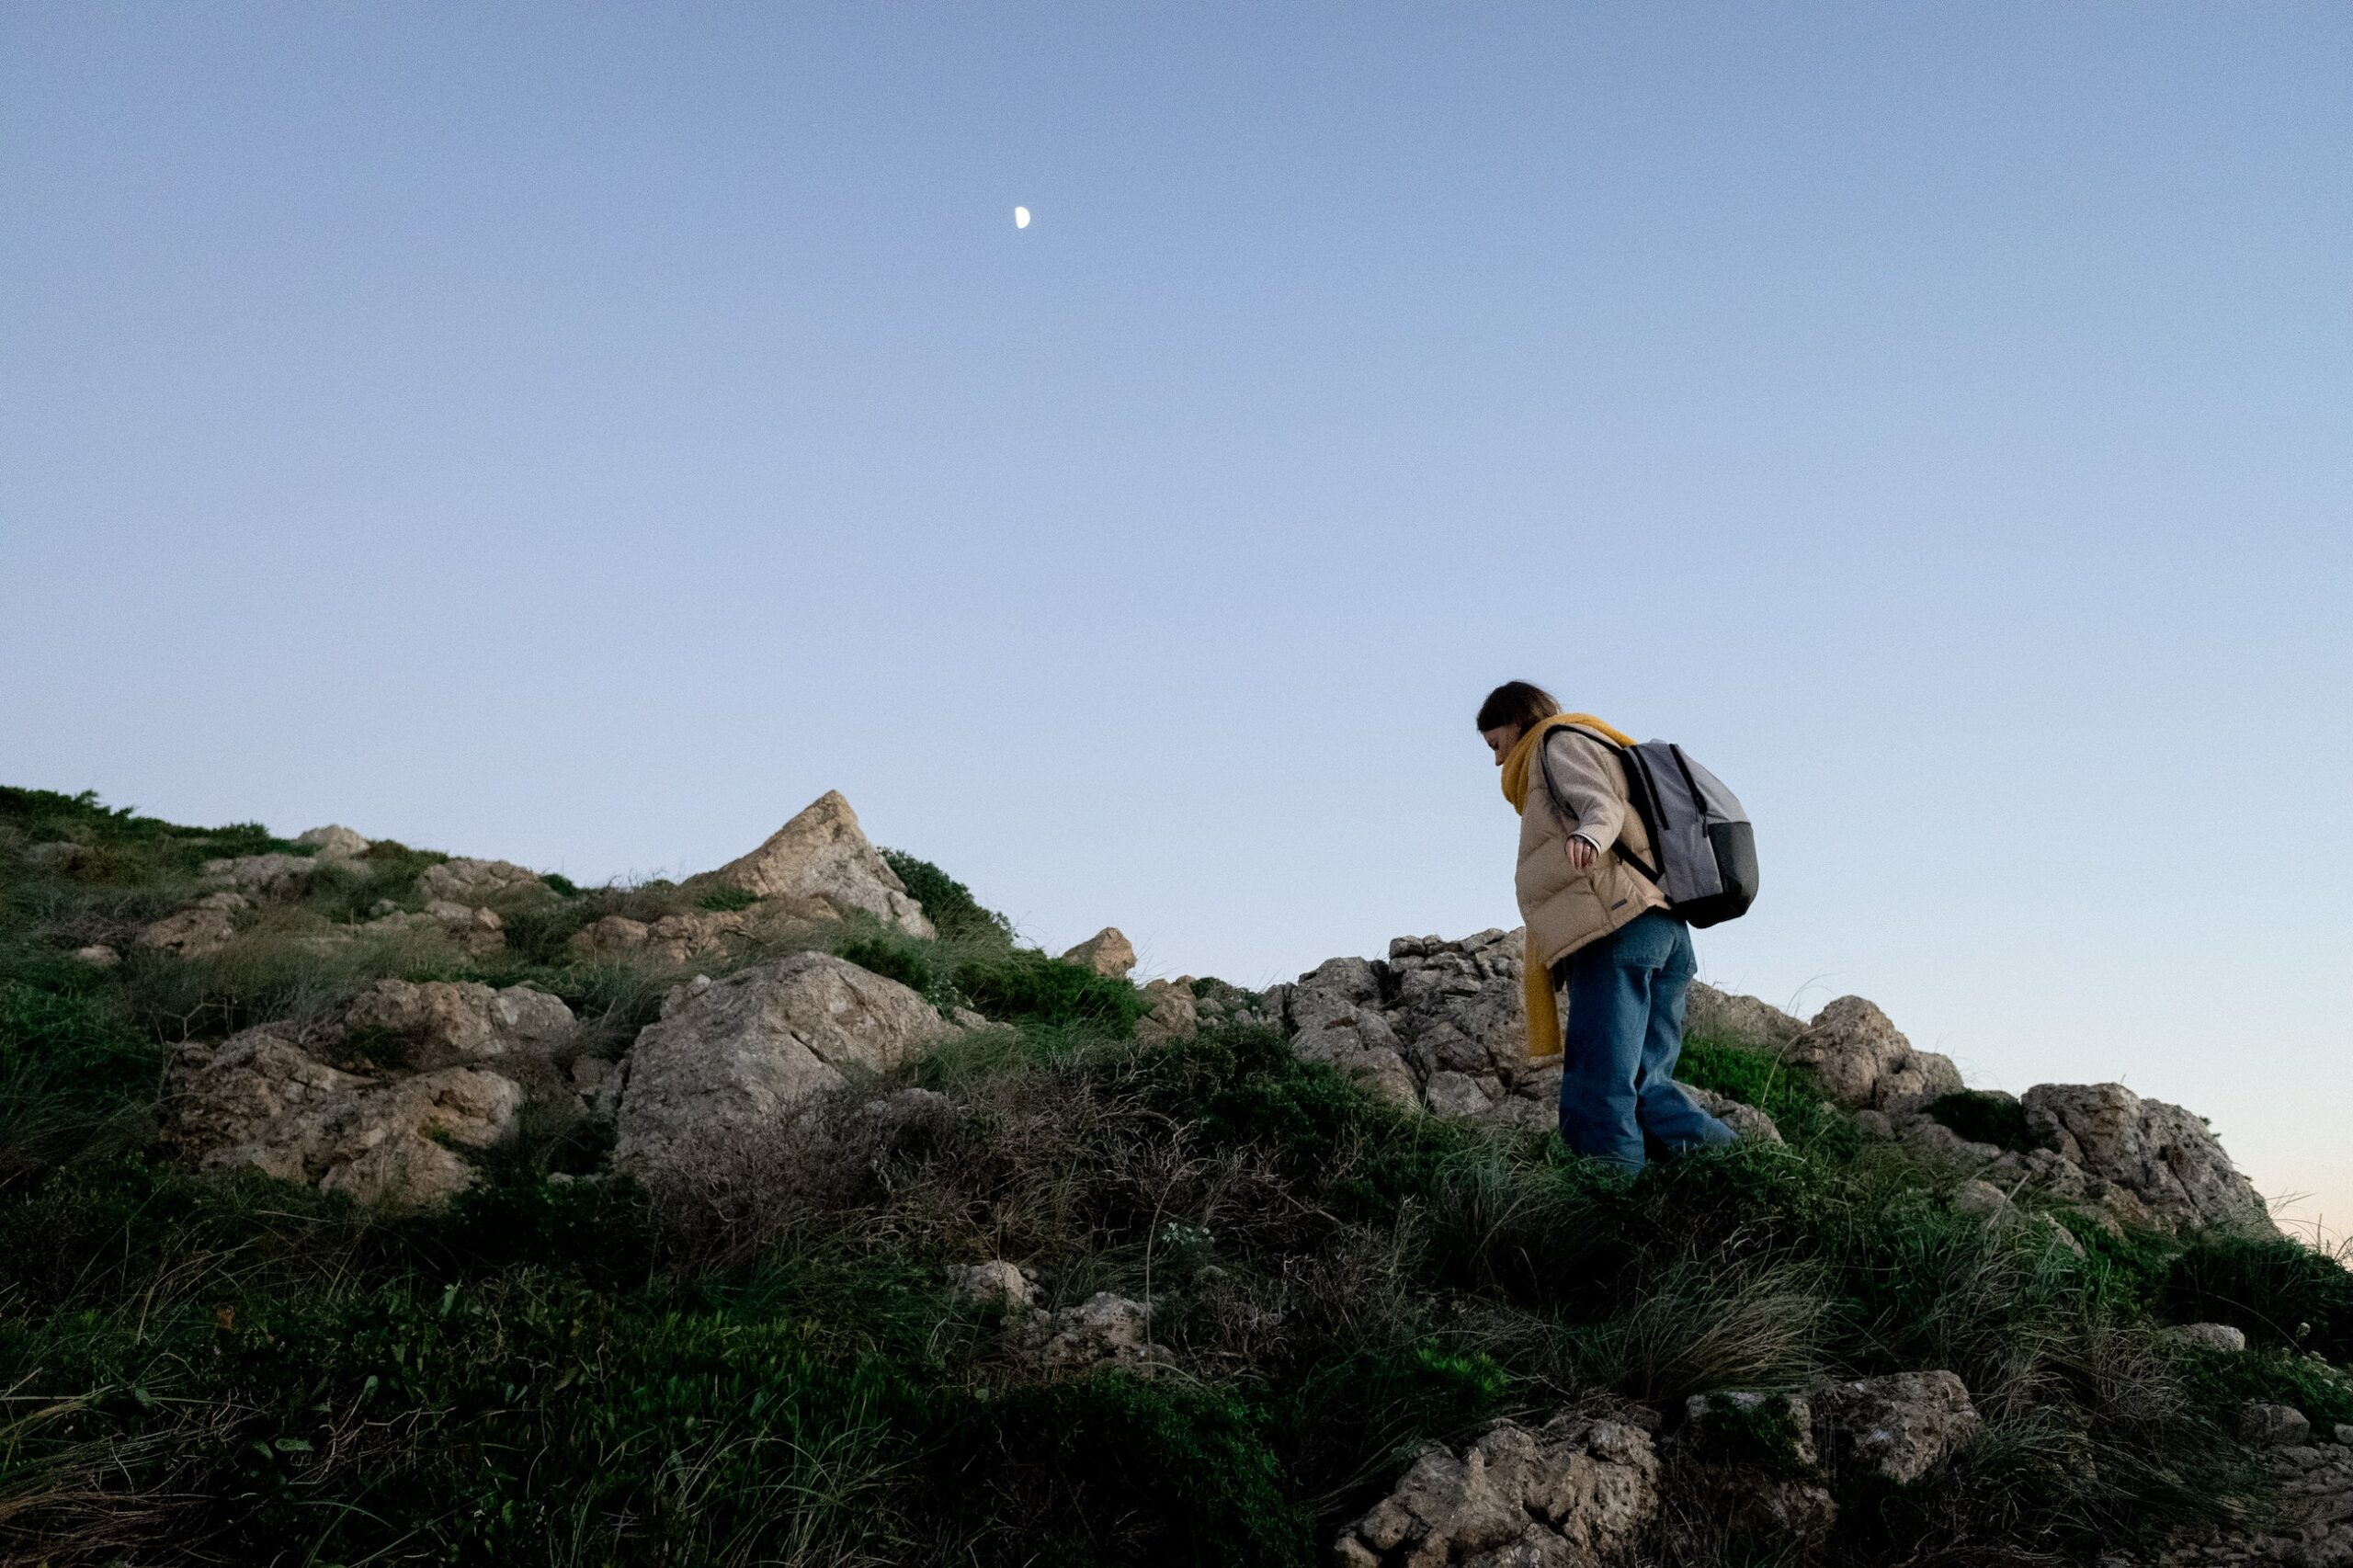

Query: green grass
left=2, top=789, right=2347, bottom=1566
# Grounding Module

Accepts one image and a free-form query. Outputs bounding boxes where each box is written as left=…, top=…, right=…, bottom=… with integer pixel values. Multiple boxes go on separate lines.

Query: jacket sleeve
left=1540, top=731, right=1627, bottom=852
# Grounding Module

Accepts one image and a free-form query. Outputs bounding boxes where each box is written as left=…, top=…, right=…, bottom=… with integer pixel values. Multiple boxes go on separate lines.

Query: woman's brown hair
left=1475, top=680, right=1561, bottom=733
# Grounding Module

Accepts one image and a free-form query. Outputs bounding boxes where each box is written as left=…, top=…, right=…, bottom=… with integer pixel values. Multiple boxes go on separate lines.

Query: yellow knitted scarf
left=1499, top=713, right=1639, bottom=1062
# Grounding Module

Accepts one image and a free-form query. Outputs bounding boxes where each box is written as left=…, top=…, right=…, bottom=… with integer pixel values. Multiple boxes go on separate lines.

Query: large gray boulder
left=614, top=952, right=950, bottom=1185
left=1786, top=996, right=1962, bottom=1113
left=2022, top=1083, right=2275, bottom=1235
left=165, top=1027, right=520, bottom=1209
left=681, top=791, right=933, bottom=937
left=1332, top=1413, right=1660, bottom=1567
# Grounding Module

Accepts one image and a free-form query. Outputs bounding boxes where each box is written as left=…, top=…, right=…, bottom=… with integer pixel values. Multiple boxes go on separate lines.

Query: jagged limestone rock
left=417, top=857, right=549, bottom=904
left=1136, top=978, right=1199, bottom=1041
left=1811, top=1371, right=1981, bottom=1484
left=1684, top=982, right=1805, bottom=1050
left=1670, top=1391, right=1837, bottom=1545
left=1333, top=1413, right=1660, bottom=1567
left=567, top=909, right=754, bottom=965
left=2023, top=1083, right=2275, bottom=1236
left=339, top=978, right=574, bottom=1069
left=1013, top=1292, right=1163, bottom=1375
left=136, top=892, right=249, bottom=958
left=1787, top=996, right=1962, bottom=1113
left=164, top=1027, right=519, bottom=1209
left=1060, top=926, right=1138, bottom=978
left=680, top=791, right=933, bottom=936
left=614, top=952, right=950, bottom=1187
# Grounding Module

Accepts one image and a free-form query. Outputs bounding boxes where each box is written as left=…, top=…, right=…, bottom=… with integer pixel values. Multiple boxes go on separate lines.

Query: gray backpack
left=1548, top=728, right=1759, bottom=929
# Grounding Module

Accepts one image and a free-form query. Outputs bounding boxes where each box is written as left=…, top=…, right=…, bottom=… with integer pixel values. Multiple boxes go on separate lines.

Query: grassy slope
left=3, top=785, right=2349, bottom=1567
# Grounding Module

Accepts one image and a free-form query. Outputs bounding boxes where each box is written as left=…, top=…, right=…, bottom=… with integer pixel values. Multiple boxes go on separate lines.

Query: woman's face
left=1481, top=722, right=1523, bottom=766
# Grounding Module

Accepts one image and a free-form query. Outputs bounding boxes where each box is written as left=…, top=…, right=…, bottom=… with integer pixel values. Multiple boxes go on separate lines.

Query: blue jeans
left=1555, top=910, right=1734, bottom=1173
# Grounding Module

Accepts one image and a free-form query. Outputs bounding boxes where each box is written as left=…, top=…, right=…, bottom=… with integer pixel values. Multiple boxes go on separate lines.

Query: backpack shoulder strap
left=1538, top=725, right=1665, bottom=883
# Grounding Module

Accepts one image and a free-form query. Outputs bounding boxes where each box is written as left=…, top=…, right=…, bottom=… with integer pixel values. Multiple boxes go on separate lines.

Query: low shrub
left=883, top=849, right=1015, bottom=945
left=953, top=949, right=1148, bottom=1035
left=2161, top=1232, right=2353, bottom=1360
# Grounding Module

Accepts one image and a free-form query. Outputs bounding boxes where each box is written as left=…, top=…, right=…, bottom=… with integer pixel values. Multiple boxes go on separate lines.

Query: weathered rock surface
left=682, top=791, right=933, bottom=937
left=1685, top=982, right=1805, bottom=1051
left=1811, top=1370, right=1981, bottom=1484
left=2170, top=1323, right=2250, bottom=1355
left=417, top=858, right=548, bottom=905
left=165, top=1026, right=520, bottom=1208
left=1332, top=1412, right=1660, bottom=1567
left=1788, top=996, right=1962, bottom=1113
left=1014, top=1292, right=1162, bottom=1375
left=73, top=943, right=120, bottom=966
left=614, top=952, right=950, bottom=1185
left=567, top=909, right=751, bottom=965
left=1060, top=926, right=1137, bottom=978
left=361, top=899, right=506, bottom=956
left=1669, top=1392, right=1836, bottom=1544
left=136, top=892, right=250, bottom=958
left=1135, top=978, right=1199, bottom=1041
left=2158, top=1425, right=2353, bottom=1568
left=2243, top=1403, right=2314, bottom=1449
left=200, top=854, right=329, bottom=898
left=2023, top=1083, right=2275, bottom=1236
left=339, top=978, right=574, bottom=1069
left=1686, top=1086, right=1783, bottom=1144
left=294, top=824, right=371, bottom=858
left=950, top=1259, right=1041, bottom=1310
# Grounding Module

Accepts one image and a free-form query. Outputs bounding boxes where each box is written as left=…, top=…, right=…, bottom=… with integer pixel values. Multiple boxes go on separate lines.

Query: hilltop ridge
left=3, top=782, right=2348, bottom=1567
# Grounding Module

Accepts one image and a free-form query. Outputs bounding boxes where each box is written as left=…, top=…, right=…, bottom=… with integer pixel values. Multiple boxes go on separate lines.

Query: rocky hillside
left=3, top=783, right=2349, bottom=1568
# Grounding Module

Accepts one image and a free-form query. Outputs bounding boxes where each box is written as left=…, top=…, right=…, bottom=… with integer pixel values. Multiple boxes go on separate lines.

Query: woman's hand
left=1564, top=835, right=1597, bottom=871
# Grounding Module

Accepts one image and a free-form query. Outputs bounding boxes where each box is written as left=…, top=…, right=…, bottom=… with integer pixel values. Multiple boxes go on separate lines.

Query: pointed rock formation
left=683, top=791, right=934, bottom=937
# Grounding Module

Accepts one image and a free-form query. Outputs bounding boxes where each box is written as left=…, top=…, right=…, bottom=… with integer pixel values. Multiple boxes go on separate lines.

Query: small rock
left=72, top=944, right=120, bottom=966
left=2169, top=1323, right=2249, bottom=1355
left=1673, top=1391, right=1838, bottom=1542
left=1017, top=1292, right=1160, bottom=1374
left=950, top=1260, right=1040, bottom=1310
left=2336, top=1424, right=2353, bottom=1446
left=1685, top=1085, right=1783, bottom=1144
left=294, top=824, right=370, bottom=859
left=1951, top=1179, right=2012, bottom=1218
left=2241, top=1403, right=2312, bottom=1448
left=1059, top=927, right=1138, bottom=978
left=136, top=902, right=244, bottom=959
left=1332, top=1412, right=1661, bottom=1566
left=1812, top=1370, right=1981, bottom=1484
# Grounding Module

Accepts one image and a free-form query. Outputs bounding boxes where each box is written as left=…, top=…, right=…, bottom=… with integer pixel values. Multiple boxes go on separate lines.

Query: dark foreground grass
left=3, top=791, right=2348, bottom=1566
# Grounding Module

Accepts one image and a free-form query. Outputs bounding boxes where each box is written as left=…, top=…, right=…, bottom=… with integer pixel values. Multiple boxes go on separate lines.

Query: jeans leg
left=1558, top=925, right=1650, bottom=1173
left=1633, top=918, right=1736, bottom=1152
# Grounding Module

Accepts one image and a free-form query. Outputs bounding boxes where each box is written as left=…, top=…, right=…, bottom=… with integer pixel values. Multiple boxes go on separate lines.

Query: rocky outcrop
left=161, top=978, right=574, bottom=1208
left=613, top=952, right=952, bottom=1186
left=339, top=978, right=575, bottom=1070
left=682, top=792, right=933, bottom=937
left=294, top=824, right=370, bottom=858
left=1810, top=1370, right=1980, bottom=1484
left=567, top=910, right=752, bottom=965
left=1060, top=927, right=1137, bottom=978
left=165, top=1027, right=521, bottom=1208
left=1332, top=1413, right=1660, bottom=1567
left=1014, top=1292, right=1162, bottom=1375
left=199, top=825, right=367, bottom=897
left=136, top=892, right=250, bottom=958
left=1135, top=978, right=1199, bottom=1041
left=417, top=858, right=548, bottom=905
left=2023, top=1083, right=2275, bottom=1236
left=1273, top=931, right=1557, bottom=1124
left=358, top=899, right=506, bottom=956
left=1669, top=1391, right=1836, bottom=1545
left=2157, top=1419, right=2353, bottom=1568
left=1787, top=996, right=1961, bottom=1113
left=1684, top=983, right=1805, bottom=1051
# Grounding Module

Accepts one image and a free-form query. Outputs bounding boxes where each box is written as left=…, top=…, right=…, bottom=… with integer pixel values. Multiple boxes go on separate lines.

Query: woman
left=1479, top=679, right=1733, bottom=1173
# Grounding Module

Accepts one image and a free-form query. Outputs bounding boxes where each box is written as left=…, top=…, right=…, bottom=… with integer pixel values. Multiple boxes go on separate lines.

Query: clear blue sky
left=6, top=6, right=2348, bottom=1234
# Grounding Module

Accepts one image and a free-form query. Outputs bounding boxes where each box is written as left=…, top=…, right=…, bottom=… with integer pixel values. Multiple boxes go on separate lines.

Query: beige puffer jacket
left=1515, top=727, right=1670, bottom=972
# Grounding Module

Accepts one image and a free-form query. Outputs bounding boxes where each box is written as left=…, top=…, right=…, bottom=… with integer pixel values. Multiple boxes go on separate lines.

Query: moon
left=1014, top=206, right=1030, bottom=230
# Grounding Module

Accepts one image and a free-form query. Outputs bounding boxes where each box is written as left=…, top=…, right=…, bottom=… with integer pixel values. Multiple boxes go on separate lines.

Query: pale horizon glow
left=3, top=6, right=2347, bottom=1240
